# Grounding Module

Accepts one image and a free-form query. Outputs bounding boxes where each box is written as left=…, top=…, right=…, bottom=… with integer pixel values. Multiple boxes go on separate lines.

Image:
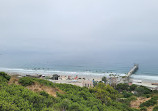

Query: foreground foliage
left=153, top=106, right=158, bottom=111
left=140, top=96, right=158, bottom=108
left=0, top=72, right=140, bottom=111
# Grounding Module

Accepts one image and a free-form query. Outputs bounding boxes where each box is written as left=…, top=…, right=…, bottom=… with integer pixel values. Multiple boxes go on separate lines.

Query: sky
left=0, top=0, right=158, bottom=67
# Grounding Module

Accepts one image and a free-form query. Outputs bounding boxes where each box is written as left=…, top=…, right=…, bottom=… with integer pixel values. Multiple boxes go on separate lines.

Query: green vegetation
left=102, top=76, right=107, bottom=83
left=0, top=72, right=156, bottom=111
left=0, top=72, right=11, bottom=83
left=116, top=83, right=129, bottom=91
left=0, top=73, right=57, bottom=111
left=32, top=77, right=56, bottom=88
left=116, top=83, right=152, bottom=97
left=19, top=77, right=35, bottom=86
left=116, top=83, right=158, bottom=111
left=140, top=107, right=147, bottom=111
left=140, top=96, right=158, bottom=108
left=129, top=84, right=137, bottom=91
left=153, top=106, right=158, bottom=111
left=93, top=83, right=118, bottom=105
left=122, top=91, right=133, bottom=98
left=135, top=86, right=151, bottom=96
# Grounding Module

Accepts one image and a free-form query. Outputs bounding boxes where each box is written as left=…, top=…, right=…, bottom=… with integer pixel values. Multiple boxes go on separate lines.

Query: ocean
left=0, top=50, right=158, bottom=81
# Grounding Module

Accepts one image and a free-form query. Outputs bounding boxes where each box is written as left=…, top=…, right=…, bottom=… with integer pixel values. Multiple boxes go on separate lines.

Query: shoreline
left=1, top=68, right=158, bottom=89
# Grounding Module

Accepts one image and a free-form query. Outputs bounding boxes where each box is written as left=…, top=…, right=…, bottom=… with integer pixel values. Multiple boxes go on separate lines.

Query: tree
left=0, top=72, right=11, bottom=81
left=129, top=84, right=137, bottom=91
left=0, top=101, right=19, bottom=111
left=59, top=99, right=71, bottom=111
left=140, top=96, right=158, bottom=107
left=94, top=83, right=119, bottom=105
left=116, top=83, right=129, bottom=92
left=69, top=103, right=83, bottom=111
left=153, top=106, right=158, bottom=111
left=19, top=77, right=34, bottom=86
left=135, top=86, right=151, bottom=96
left=102, top=76, right=107, bottom=83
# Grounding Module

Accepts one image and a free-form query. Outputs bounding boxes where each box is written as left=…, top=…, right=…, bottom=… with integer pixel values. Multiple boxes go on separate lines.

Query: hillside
left=0, top=72, right=153, bottom=111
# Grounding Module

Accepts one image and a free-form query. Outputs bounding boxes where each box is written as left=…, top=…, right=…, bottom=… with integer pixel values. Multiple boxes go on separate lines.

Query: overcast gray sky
left=0, top=0, right=158, bottom=66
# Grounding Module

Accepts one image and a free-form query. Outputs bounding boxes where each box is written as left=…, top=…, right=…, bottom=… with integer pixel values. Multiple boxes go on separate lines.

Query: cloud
left=0, top=0, right=158, bottom=65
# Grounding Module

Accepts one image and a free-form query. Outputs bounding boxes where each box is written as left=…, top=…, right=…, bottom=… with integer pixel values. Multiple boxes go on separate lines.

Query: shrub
left=116, top=83, right=129, bottom=92
left=0, top=76, right=8, bottom=83
left=33, top=78, right=55, bottom=88
left=122, top=91, right=133, bottom=98
left=40, top=91, right=49, bottom=98
left=146, top=94, right=150, bottom=98
left=0, top=72, right=11, bottom=81
left=59, top=99, right=71, bottom=111
left=129, top=84, right=137, bottom=91
left=140, top=96, right=158, bottom=107
left=0, top=75, right=141, bottom=111
left=140, top=107, right=147, bottom=111
left=120, top=96, right=137, bottom=106
left=0, top=100, right=20, bottom=111
left=102, top=76, right=107, bottom=83
left=0, top=83, right=57, bottom=111
left=153, top=106, right=158, bottom=111
left=136, top=86, right=151, bottom=96
left=69, top=103, right=83, bottom=111
left=19, top=77, right=34, bottom=86
left=94, top=83, right=119, bottom=105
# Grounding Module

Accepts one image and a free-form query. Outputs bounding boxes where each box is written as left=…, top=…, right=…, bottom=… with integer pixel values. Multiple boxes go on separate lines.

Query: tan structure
left=82, top=80, right=93, bottom=88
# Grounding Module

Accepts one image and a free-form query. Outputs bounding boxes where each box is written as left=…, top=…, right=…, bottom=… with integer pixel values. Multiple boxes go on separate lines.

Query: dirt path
left=130, top=97, right=151, bottom=109
left=130, top=97, right=157, bottom=111
left=27, top=83, right=64, bottom=97
left=8, top=75, right=20, bottom=85
left=8, top=76, right=64, bottom=97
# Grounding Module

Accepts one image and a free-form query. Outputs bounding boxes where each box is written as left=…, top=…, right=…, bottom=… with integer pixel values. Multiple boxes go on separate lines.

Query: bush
left=58, top=99, right=71, bottom=111
left=153, top=106, right=158, bottom=111
left=0, top=72, right=11, bottom=81
left=40, top=91, right=49, bottom=98
left=0, top=83, right=57, bottom=111
left=140, top=107, right=147, bottom=111
left=122, top=91, right=133, bottom=98
left=19, top=77, right=34, bottom=86
left=120, top=96, right=137, bottom=106
left=146, top=94, right=150, bottom=98
left=0, top=76, right=8, bottom=83
left=129, top=84, right=137, bottom=91
left=0, top=100, right=20, bottom=111
left=102, top=76, right=107, bottom=83
left=0, top=75, right=142, bottom=111
left=69, top=103, right=83, bottom=111
left=33, top=78, right=55, bottom=88
left=140, top=96, right=158, bottom=107
left=116, top=83, right=129, bottom=92
left=136, top=86, right=151, bottom=96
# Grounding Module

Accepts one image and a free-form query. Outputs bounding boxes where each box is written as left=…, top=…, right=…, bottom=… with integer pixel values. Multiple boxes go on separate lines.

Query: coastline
left=1, top=67, right=158, bottom=89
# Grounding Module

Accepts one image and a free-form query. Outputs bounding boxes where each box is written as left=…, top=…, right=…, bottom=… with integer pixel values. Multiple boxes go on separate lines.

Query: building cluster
left=25, top=71, right=158, bottom=90
left=49, top=74, right=93, bottom=88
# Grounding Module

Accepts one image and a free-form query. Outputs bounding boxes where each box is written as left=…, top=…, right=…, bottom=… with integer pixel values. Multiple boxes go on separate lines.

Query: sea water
left=0, top=50, right=158, bottom=81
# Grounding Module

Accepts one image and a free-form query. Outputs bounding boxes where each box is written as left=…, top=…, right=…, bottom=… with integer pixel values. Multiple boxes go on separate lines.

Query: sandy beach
left=4, top=70, right=158, bottom=90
